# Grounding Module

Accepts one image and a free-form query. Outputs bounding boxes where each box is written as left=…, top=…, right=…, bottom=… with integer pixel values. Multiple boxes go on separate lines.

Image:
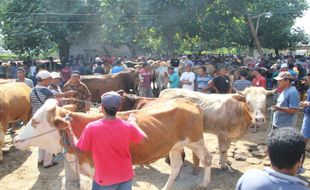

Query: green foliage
left=0, top=0, right=309, bottom=57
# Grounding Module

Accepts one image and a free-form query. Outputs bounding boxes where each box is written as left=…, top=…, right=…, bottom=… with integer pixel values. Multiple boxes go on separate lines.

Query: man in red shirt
left=252, top=68, right=266, bottom=88
left=75, top=91, right=146, bottom=190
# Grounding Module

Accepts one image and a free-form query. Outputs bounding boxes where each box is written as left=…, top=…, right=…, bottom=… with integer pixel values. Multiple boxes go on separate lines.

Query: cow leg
left=0, top=121, right=8, bottom=161
left=162, top=146, right=183, bottom=190
left=187, top=139, right=212, bottom=189
left=217, top=134, right=231, bottom=169
left=192, top=153, right=200, bottom=176
left=64, top=154, right=80, bottom=189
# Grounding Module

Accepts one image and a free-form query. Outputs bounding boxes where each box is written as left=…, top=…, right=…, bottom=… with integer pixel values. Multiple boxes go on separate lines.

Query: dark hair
left=199, top=66, right=207, bottom=73
left=17, top=67, right=25, bottom=73
left=266, top=128, right=305, bottom=170
left=288, top=63, right=294, bottom=69
left=239, top=70, right=248, bottom=77
left=103, top=107, right=117, bottom=116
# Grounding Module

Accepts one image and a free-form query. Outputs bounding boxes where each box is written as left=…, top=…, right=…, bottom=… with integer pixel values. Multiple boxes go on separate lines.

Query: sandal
left=43, top=161, right=58, bottom=168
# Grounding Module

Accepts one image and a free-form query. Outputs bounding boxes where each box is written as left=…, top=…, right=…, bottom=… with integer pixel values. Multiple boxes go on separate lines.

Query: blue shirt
left=273, top=86, right=300, bottom=128
left=288, top=69, right=298, bottom=77
left=111, top=65, right=124, bottom=74
left=196, top=75, right=212, bottom=91
left=236, top=167, right=308, bottom=190
left=234, top=79, right=252, bottom=91
left=169, top=72, right=179, bottom=88
left=304, top=89, right=310, bottom=116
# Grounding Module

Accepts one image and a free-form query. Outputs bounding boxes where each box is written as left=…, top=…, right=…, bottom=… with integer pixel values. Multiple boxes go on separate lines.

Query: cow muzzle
left=14, top=136, right=29, bottom=151
left=254, top=113, right=265, bottom=125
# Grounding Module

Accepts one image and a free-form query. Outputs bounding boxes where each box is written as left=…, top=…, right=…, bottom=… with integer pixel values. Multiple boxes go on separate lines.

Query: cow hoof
left=226, top=161, right=232, bottom=166
left=196, top=182, right=208, bottom=190
left=220, top=163, right=233, bottom=171
left=192, top=168, right=200, bottom=176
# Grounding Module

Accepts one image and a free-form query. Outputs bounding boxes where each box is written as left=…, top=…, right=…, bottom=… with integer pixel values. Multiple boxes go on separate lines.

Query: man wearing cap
left=15, top=67, right=34, bottom=88
left=272, top=72, right=300, bottom=129
left=180, top=63, right=195, bottom=91
left=30, top=70, right=57, bottom=168
left=74, top=91, right=146, bottom=190
left=63, top=70, right=92, bottom=112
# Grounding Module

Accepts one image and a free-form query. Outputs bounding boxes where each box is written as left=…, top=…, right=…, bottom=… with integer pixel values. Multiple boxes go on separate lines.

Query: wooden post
left=245, top=12, right=264, bottom=57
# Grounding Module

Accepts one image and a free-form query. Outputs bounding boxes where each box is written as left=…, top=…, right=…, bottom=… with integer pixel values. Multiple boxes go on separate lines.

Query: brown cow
left=160, top=87, right=273, bottom=169
left=80, top=71, right=139, bottom=102
left=0, top=82, right=31, bottom=161
left=15, top=98, right=212, bottom=190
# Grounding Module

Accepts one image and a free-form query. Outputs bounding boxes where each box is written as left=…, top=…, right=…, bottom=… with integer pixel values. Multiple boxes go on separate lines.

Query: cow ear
left=54, top=117, right=69, bottom=129
left=232, top=94, right=246, bottom=103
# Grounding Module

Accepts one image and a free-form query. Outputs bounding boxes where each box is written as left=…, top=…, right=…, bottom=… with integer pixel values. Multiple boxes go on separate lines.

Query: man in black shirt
left=208, top=67, right=231, bottom=94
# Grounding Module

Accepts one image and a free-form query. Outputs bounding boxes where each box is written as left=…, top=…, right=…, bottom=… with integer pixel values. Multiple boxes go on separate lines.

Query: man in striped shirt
left=30, top=70, right=75, bottom=168
left=234, top=70, right=252, bottom=91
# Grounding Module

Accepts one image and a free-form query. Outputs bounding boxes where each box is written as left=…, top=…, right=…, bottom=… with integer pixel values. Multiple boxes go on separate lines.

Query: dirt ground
left=0, top=97, right=309, bottom=190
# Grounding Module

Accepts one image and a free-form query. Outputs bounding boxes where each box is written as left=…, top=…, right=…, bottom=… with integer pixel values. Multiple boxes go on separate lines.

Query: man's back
left=236, top=168, right=308, bottom=190
left=77, top=118, right=144, bottom=186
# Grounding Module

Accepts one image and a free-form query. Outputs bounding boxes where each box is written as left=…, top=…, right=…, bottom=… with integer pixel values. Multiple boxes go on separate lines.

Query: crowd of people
left=1, top=53, right=310, bottom=190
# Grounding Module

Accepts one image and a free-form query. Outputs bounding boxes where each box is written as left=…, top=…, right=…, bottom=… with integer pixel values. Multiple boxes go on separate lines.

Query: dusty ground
left=0, top=97, right=309, bottom=190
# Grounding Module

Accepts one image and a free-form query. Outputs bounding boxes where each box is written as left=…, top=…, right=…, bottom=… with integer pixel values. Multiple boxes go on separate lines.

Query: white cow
left=159, top=87, right=274, bottom=169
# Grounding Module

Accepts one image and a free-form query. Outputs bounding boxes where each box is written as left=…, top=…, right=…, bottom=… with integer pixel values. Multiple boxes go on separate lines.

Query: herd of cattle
left=0, top=70, right=274, bottom=190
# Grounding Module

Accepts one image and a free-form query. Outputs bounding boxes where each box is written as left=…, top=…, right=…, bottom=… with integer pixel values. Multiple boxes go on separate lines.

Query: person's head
left=168, top=66, right=174, bottom=75
left=0, top=61, right=2, bottom=66
left=185, top=63, right=192, bottom=72
left=239, top=70, right=248, bottom=79
left=266, top=128, right=305, bottom=175
left=17, top=67, right=26, bottom=80
left=36, top=70, right=52, bottom=86
left=275, top=71, right=293, bottom=89
left=280, top=63, right=288, bottom=71
left=288, top=63, right=294, bottom=70
left=198, top=66, right=207, bottom=77
left=101, top=91, right=122, bottom=117
left=253, top=68, right=262, bottom=77
left=70, top=70, right=80, bottom=85
left=218, top=67, right=227, bottom=76
left=50, top=72, right=62, bottom=85
left=142, top=62, right=150, bottom=70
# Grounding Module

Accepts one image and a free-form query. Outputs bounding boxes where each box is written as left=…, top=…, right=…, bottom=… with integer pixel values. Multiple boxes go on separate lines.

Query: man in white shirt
left=180, top=63, right=195, bottom=91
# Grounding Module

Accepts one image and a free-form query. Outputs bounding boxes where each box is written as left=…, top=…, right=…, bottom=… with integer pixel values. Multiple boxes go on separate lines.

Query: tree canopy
left=0, top=0, right=309, bottom=59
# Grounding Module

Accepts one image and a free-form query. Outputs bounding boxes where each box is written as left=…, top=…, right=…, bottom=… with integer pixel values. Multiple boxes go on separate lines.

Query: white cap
left=50, top=72, right=61, bottom=79
left=280, top=63, right=288, bottom=69
left=36, top=70, right=51, bottom=80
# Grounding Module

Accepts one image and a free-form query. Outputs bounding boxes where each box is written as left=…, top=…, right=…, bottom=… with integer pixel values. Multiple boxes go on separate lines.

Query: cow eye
left=31, top=119, right=39, bottom=127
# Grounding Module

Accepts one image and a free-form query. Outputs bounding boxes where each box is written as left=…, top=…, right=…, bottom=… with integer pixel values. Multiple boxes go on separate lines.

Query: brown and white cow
left=81, top=71, right=140, bottom=102
left=14, top=98, right=212, bottom=190
left=0, top=82, right=31, bottom=161
left=159, top=87, right=273, bottom=169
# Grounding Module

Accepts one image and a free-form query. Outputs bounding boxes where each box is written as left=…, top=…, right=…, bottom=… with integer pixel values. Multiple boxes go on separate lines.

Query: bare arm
left=208, top=79, right=219, bottom=93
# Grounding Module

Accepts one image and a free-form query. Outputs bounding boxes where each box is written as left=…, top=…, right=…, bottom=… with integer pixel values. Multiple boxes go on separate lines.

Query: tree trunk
left=58, top=42, right=70, bottom=67
left=165, top=32, right=175, bottom=57
left=245, top=12, right=264, bottom=58
left=274, top=49, right=279, bottom=56
left=248, top=40, right=255, bottom=57
left=127, top=43, right=137, bottom=57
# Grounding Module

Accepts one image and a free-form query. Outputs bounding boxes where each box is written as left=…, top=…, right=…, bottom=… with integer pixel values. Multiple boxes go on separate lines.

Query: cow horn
left=265, top=88, right=277, bottom=95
